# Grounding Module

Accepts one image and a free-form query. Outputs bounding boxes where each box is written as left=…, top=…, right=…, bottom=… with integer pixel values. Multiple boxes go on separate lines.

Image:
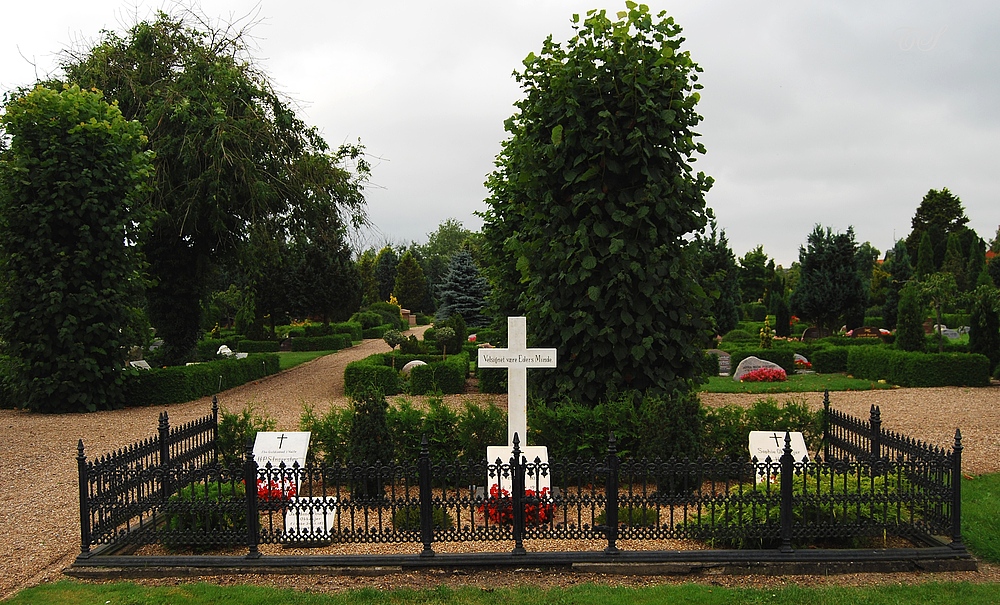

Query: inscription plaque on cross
left=477, top=316, right=557, bottom=447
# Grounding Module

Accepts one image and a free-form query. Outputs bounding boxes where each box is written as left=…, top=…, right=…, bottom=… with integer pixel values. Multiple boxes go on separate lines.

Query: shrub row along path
left=1, top=327, right=998, bottom=598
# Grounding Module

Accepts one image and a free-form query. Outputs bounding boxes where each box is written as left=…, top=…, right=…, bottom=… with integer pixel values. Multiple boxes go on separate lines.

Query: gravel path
left=1, top=332, right=998, bottom=598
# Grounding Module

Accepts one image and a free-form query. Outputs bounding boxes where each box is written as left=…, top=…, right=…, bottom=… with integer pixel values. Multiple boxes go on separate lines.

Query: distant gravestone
left=129, top=360, right=152, bottom=370
left=732, top=356, right=782, bottom=382
left=217, top=345, right=235, bottom=357
left=799, top=326, right=831, bottom=341
left=706, top=349, right=731, bottom=376
left=748, top=430, right=809, bottom=483
left=850, top=326, right=881, bottom=338
left=942, top=328, right=961, bottom=340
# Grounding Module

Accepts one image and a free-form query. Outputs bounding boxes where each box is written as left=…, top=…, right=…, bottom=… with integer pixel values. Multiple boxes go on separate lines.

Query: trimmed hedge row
left=126, top=354, right=281, bottom=406
left=196, top=338, right=239, bottom=360
left=847, top=348, right=990, bottom=387
left=810, top=347, right=849, bottom=374
left=332, top=321, right=363, bottom=342
left=478, top=367, right=507, bottom=394
left=362, top=324, right=395, bottom=339
left=290, top=334, right=352, bottom=352
left=237, top=340, right=281, bottom=353
left=409, top=353, right=469, bottom=395
left=343, top=352, right=470, bottom=397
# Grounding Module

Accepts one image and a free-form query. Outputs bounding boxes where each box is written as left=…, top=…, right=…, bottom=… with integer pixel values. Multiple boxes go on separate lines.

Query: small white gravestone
left=748, top=431, right=809, bottom=484
left=217, top=344, right=235, bottom=357
left=284, top=496, right=337, bottom=542
left=129, top=359, right=152, bottom=370
left=235, top=352, right=249, bottom=359
left=732, top=356, right=783, bottom=381
left=478, top=317, right=556, bottom=493
left=941, top=328, right=961, bottom=340
left=400, top=359, right=426, bottom=376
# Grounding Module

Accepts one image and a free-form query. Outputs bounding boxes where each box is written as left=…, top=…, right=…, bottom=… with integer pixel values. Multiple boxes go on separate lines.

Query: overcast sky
left=2, top=1, right=998, bottom=266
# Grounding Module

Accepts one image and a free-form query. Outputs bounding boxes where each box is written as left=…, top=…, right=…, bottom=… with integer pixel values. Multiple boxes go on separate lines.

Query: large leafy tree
left=480, top=4, right=714, bottom=405
left=921, top=272, right=958, bottom=353
left=905, top=188, right=970, bottom=270
left=60, top=11, right=367, bottom=364
left=789, top=225, right=865, bottom=332
left=0, top=85, right=152, bottom=412
left=737, top=245, right=772, bottom=304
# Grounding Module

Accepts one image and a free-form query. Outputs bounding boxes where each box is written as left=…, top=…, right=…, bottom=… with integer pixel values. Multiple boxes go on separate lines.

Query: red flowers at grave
left=477, top=484, right=555, bottom=526
left=256, top=478, right=297, bottom=502
left=794, top=358, right=812, bottom=370
left=741, top=367, right=787, bottom=382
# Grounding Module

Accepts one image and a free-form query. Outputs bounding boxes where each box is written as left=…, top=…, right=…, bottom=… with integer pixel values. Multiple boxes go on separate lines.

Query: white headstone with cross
left=748, top=430, right=808, bottom=484
left=478, top=316, right=557, bottom=493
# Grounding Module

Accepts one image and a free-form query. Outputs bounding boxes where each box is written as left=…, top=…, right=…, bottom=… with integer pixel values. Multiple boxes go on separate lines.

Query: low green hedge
left=408, top=352, right=469, bottom=395
left=237, top=339, right=280, bottom=353
left=332, top=321, right=363, bottom=342
left=344, top=354, right=401, bottom=397
left=0, top=354, right=18, bottom=409
left=810, top=347, right=849, bottom=373
left=847, top=348, right=990, bottom=387
left=728, top=348, right=795, bottom=374
left=362, top=324, right=395, bottom=339
left=126, top=354, right=281, bottom=406
left=478, top=367, right=507, bottom=394
left=196, top=338, right=239, bottom=360
left=290, top=334, right=352, bottom=352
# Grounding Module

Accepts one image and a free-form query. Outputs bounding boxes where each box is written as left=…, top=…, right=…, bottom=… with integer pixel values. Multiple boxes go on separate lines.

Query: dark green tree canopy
left=693, top=221, right=741, bottom=335
left=905, top=188, right=970, bottom=271
left=59, top=11, right=368, bottom=363
left=480, top=4, right=714, bottom=405
left=789, top=225, right=864, bottom=332
left=374, top=246, right=399, bottom=303
left=0, top=85, right=152, bottom=412
left=737, top=245, right=772, bottom=304
left=393, top=250, right=427, bottom=312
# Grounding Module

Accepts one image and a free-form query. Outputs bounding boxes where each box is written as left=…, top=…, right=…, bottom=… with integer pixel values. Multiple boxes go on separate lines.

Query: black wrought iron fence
left=76, top=392, right=965, bottom=560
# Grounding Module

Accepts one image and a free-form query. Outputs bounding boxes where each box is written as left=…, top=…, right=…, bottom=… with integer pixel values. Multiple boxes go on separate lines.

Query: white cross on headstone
left=477, top=316, right=557, bottom=447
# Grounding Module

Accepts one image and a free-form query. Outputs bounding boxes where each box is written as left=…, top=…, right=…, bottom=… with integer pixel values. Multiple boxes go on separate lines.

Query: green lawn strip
left=278, top=350, right=337, bottom=371
left=7, top=581, right=1000, bottom=605
left=699, top=374, right=895, bottom=394
left=963, top=472, right=1000, bottom=563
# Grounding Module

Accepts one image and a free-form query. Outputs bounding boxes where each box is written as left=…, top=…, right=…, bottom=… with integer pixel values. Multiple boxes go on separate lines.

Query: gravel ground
left=2, top=329, right=999, bottom=599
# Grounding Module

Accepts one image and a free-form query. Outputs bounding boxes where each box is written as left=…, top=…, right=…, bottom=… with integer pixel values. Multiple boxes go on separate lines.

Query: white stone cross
left=477, top=316, right=557, bottom=447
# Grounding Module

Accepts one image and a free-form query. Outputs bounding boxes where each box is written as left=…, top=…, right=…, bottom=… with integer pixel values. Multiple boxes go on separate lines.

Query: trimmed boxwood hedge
left=126, top=354, right=281, bottom=406
left=332, top=321, right=363, bottom=342
left=810, top=347, right=849, bottom=373
left=408, top=352, right=469, bottom=395
left=477, top=367, right=507, bottom=394
left=290, top=334, right=352, bottom=352
left=847, top=347, right=989, bottom=387
left=362, top=324, right=395, bottom=339
left=196, top=338, right=239, bottom=360
left=728, top=348, right=795, bottom=374
left=237, top=340, right=280, bottom=353
left=344, top=354, right=401, bottom=397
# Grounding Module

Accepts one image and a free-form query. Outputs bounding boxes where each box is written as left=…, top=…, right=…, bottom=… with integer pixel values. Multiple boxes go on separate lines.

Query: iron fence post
left=418, top=434, right=435, bottom=557
left=950, top=428, right=965, bottom=550
left=77, top=440, right=92, bottom=558
left=158, top=412, right=172, bottom=501
left=869, top=405, right=882, bottom=461
left=211, top=395, right=220, bottom=464
left=604, top=432, right=620, bottom=554
left=511, top=434, right=526, bottom=555
left=244, top=438, right=261, bottom=559
left=779, top=431, right=794, bottom=553
left=822, top=390, right=830, bottom=462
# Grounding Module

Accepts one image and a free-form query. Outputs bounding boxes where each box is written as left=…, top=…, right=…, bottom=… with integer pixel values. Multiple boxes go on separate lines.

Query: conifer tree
left=969, top=285, right=1000, bottom=375
left=895, top=282, right=926, bottom=352
left=392, top=250, right=427, bottom=312
left=940, top=232, right=966, bottom=291
left=915, top=231, right=935, bottom=280
left=374, top=246, right=399, bottom=302
left=435, top=250, right=490, bottom=327
left=882, top=240, right=914, bottom=330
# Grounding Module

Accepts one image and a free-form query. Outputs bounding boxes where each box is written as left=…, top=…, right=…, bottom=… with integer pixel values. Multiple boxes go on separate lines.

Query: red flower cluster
left=257, top=478, right=297, bottom=502
left=477, top=484, right=555, bottom=525
left=741, top=367, right=787, bottom=382
left=794, top=359, right=812, bottom=369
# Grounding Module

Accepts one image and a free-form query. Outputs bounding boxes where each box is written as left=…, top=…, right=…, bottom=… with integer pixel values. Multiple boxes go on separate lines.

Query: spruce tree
left=940, top=232, right=966, bottom=291
left=969, top=285, right=1000, bottom=375
left=374, top=246, right=399, bottom=302
left=435, top=250, right=490, bottom=327
left=915, top=231, right=936, bottom=279
left=349, top=388, right=394, bottom=499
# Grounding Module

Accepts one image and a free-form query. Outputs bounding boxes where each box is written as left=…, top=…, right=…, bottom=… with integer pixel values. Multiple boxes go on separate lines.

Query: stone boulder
left=732, top=356, right=783, bottom=381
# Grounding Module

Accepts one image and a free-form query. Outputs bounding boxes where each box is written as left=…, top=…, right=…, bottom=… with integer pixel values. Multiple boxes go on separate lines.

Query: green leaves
left=550, top=124, right=564, bottom=147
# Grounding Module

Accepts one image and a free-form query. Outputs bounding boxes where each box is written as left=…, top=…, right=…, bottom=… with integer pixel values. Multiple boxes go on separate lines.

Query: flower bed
left=740, top=367, right=787, bottom=382
left=477, top=484, right=555, bottom=526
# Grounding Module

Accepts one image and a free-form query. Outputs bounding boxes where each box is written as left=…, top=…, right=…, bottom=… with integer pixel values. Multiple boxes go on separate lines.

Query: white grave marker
left=748, top=430, right=809, bottom=484
left=253, top=432, right=311, bottom=488
left=478, top=317, right=556, bottom=493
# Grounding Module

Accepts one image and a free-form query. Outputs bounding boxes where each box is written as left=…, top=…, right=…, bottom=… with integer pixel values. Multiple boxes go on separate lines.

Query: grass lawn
left=699, top=373, right=896, bottom=394
left=7, top=580, right=1000, bottom=605
left=963, top=472, right=1000, bottom=563
left=278, top=350, right=337, bottom=371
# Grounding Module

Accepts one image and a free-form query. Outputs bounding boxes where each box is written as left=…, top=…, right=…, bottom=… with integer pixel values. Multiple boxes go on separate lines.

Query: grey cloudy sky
left=2, top=1, right=998, bottom=266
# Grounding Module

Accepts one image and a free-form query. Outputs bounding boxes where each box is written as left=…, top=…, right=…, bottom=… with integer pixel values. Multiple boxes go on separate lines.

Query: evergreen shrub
left=237, top=340, right=280, bottom=353
left=367, top=302, right=402, bottom=326
left=196, top=338, right=238, bottom=360
left=847, top=348, right=990, bottom=387
left=217, top=402, right=276, bottom=465
left=126, top=355, right=280, bottom=407
left=408, top=352, right=468, bottom=395
left=161, top=480, right=247, bottom=550
left=350, top=312, right=384, bottom=329
left=331, top=321, right=363, bottom=342
left=810, top=347, right=849, bottom=373
left=343, top=354, right=401, bottom=397
left=478, top=367, right=507, bottom=394
left=299, top=404, right=352, bottom=464
left=290, top=334, right=351, bottom=352
left=362, top=324, right=394, bottom=339
left=303, top=323, right=333, bottom=337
